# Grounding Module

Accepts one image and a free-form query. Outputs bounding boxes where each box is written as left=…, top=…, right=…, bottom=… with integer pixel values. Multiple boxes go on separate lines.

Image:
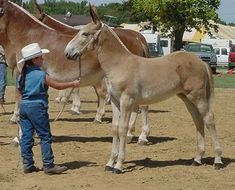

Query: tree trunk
left=173, top=29, right=184, bottom=51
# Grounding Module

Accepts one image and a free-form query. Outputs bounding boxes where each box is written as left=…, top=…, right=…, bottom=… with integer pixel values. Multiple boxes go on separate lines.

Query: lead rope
left=54, top=56, right=81, bottom=121
left=54, top=27, right=102, bottom=121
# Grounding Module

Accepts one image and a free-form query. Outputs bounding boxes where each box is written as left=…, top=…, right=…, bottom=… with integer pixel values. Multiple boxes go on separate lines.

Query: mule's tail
left=204, top=62, right=215, bottom=112
left=141, top=40, right=150, bottom=58
left=136, top=33, right=150, bottom=58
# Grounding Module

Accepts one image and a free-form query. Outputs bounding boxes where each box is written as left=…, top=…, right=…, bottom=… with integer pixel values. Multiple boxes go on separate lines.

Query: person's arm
left=45, top=75, right=80, bottom=90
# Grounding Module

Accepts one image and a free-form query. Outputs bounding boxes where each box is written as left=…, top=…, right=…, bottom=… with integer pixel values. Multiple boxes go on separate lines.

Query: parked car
left=229, top=45, right=235, bottom=70
left=184, top=43, right=217, bottom=74
left=214, top=47, right=230, bottom=68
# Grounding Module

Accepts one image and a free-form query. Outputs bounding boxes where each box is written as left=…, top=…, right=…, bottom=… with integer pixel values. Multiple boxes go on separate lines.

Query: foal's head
left=65, top=5, right=102, bottom=60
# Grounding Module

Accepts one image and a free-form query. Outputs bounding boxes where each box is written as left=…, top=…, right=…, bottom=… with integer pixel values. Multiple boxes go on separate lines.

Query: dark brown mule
left=65, top=5, right=223, bottom=174
left=33, top=0, right=151, bottom=144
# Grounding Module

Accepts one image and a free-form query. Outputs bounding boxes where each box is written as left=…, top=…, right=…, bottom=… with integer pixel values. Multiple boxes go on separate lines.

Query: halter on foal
left=65, top=5, right=223, bottom=174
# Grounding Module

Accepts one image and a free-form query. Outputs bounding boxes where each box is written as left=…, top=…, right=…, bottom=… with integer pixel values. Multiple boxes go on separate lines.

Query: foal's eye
left=82, top=32, right=90, bottom=36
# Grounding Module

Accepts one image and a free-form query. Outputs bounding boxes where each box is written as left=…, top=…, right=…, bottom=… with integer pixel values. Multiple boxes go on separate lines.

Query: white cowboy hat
left=17, top=43, right=50, bottom=72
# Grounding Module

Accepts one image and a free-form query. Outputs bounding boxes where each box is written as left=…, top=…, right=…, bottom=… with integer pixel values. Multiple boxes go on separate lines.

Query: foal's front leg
left=105, top=99, right=120, bottom=171
left=113, top=94, right=134, bottom=174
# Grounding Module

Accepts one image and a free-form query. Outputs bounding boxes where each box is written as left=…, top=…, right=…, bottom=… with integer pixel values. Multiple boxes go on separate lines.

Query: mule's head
left=65, top=5, right=102, bottom=60
left=0, top=0, right=9, bottom=35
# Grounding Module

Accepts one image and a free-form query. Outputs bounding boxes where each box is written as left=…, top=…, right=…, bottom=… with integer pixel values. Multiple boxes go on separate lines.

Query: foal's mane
left=9, top=1, right=54, bottom=31
left=104, top=25, right=131, bottom=54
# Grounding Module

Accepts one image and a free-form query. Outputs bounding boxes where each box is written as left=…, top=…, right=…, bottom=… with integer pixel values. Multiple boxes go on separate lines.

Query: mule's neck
left=7, top=2, right=55, bottom=43
left=43, top=15, right=78, bottom=36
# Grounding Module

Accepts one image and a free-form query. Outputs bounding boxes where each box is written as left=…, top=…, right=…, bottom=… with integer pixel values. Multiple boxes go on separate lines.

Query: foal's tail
left=204, top=62, right=215, bottom=112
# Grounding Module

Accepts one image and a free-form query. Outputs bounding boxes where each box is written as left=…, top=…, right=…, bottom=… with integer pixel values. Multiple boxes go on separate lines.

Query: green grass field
left=6, top=68, right=235, bottom=88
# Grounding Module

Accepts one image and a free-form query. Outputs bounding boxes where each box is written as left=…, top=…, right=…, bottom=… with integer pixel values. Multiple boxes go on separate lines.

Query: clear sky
left=217, top=0, right=235, bottom=23
left=36, top=0, right=235, bottom=23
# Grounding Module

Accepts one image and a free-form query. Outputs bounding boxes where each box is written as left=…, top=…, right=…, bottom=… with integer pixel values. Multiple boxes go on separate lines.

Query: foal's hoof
left=104, top=165, right=113, bottom=172
left=214, top=163, right=224, bottom=170
left=192, top=160, right=202, bottom=166
left=112, top=168, right=122, bottom=174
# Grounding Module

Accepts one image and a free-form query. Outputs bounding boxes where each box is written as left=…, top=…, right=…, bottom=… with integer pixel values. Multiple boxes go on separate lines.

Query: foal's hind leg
left=178, top=94, right=206, bottom=165
left=137, top=106, right=150, bottom=145
left=202, top=108, right=223, bottom=169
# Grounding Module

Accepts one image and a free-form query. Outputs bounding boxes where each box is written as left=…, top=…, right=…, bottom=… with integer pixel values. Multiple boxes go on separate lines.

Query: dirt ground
left=0, top=86, right=235, bottom=190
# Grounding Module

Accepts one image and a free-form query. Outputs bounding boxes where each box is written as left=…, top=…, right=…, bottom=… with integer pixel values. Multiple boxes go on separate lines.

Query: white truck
left=140, top=30, right=162, bottom=57
left=140, top=30, right=173, bottom=57
left=201, top=38, right=232, bottom=67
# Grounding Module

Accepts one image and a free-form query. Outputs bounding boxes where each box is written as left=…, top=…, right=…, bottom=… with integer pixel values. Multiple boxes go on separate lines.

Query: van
left=214, top=47, right=230, bottom=67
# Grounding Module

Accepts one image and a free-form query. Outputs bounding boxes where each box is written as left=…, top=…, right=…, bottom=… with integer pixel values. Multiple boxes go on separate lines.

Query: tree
left=133, top=0, right=220, bottom=50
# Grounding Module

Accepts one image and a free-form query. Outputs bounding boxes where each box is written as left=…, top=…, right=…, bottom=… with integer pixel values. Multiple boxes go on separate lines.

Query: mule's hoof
left=126, top=135, right=134, bottom=144
left=137, top=139, right=148, bottom=145
left=104, top=165, right=113, bottom=172
left=9, top=120, right=17, bottom=125
left=112, top=168, right=122, bottom=174
left=214, top=163, right=224, bottom=170
left=69, top=110, right=81, bottom=115
left=11, top=137, right=19, bottom=147
left=192, top=160, right=202, bottom=166
left=93, top=119, right=102, bottom=124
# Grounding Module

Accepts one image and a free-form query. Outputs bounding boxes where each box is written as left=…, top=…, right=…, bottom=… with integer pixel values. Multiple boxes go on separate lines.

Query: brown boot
left=0, top=97, right=5, bottom=104
left=24, top=166, right=40, bottom=174
left=44, top=165, right=68, bottom=175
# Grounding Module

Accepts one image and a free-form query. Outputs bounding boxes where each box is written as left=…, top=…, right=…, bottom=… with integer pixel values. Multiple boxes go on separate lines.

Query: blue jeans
left=0, top=63, right=7, bottom=98
left=19, top=102, right=54, bottom=170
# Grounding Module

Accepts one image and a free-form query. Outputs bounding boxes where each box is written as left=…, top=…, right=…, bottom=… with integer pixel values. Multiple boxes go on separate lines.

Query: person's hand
left=72, top=79, right=80, bottom=87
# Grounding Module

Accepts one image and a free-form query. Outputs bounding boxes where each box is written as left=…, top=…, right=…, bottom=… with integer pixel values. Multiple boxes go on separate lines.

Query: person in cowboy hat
left=17, top=43, right=80, bottom=175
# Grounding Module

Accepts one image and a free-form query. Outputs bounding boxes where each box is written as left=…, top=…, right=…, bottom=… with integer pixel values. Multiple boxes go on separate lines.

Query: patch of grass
left=213, top=73, right=235, bottom=88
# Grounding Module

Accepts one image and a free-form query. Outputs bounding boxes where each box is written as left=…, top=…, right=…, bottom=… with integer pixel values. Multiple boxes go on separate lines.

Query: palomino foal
left=33, top=0, right=151, bottom=144
left=65, top=6, right=223, bottom=174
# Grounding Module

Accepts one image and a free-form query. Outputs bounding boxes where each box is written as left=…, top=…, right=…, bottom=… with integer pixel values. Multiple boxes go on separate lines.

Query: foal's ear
left=89, top=4, right=100, bottom=25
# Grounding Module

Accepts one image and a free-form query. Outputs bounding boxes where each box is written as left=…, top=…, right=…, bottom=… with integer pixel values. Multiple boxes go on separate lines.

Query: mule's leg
left=93, top=80, right=107, bottom=123
left=178, top=94, right=205, bottom=166
left=138, top=105, right=150, bottom=145
left=113, top=94, right=134, bottom=174
left=105, top=98, right=120, bottom=171
left=10, top=100, right=19, bottom=124
left=55, top=90, right=63, bottom=103
left=10, top=88, right=20, bottom=124
left=70, top=88, right=81, bottom=114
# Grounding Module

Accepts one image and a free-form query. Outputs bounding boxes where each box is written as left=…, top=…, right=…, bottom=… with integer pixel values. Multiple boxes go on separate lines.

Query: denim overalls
left=19, top=66, right=54, bottom=170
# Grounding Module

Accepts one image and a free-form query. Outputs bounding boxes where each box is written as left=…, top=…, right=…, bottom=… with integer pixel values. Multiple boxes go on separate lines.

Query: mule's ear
left=89, top=4, right=100, bottom=24
left=33, top=0, right=43, bottom=16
